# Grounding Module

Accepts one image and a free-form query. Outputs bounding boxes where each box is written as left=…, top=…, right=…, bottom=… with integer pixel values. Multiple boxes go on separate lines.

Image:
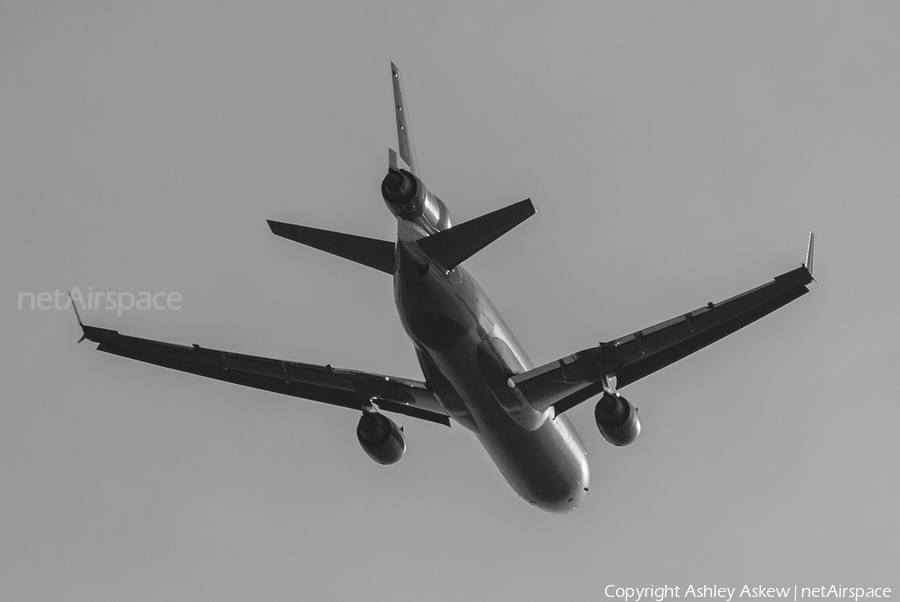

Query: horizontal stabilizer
left=416, top=199, right=535, bottom=270
left=268, top=220, right=395, bottom=274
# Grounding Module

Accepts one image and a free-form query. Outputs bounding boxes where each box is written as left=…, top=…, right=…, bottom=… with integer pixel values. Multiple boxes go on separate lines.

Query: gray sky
left=2, top=2, right=898, bottom=600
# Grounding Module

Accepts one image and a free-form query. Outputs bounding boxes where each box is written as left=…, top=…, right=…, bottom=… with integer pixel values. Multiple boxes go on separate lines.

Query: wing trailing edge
left=509, top=245, right=815, bottom=417
left=76, top=323, right=451, bottom=426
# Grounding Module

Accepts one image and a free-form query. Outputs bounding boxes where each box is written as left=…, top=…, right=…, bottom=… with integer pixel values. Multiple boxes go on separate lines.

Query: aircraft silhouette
left=75, top=63, right=815, bottom=513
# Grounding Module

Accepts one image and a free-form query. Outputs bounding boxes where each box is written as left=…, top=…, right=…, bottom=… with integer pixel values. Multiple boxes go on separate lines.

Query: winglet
left=804, top=231, right=815, bottom=280
left=68, top=291, right=87, bottom=343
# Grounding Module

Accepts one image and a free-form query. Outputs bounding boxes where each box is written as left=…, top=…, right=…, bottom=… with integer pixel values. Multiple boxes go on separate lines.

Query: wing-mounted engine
left=356, top=409, right=407, bottom=465
left=594, top=392, right=641, bottom=446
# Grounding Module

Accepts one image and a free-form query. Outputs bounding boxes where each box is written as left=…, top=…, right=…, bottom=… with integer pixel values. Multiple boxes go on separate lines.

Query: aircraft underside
left=74, top=62, right=814, bottom=514
left=395, top=239, right=589, bottom=512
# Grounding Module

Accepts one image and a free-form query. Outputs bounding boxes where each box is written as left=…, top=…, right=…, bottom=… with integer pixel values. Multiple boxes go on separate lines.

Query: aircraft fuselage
left=393, top=226, right=589, bottom=513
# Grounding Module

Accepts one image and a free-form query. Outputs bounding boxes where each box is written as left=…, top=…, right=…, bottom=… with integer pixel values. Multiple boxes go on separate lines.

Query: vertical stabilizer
left=391, top=62, right=418, bottom=176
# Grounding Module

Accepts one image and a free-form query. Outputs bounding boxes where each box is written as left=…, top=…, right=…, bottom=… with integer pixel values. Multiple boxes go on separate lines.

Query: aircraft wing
left=76, top=324, right=451, bottom=426
left=509, top=242, right=815, bottom=416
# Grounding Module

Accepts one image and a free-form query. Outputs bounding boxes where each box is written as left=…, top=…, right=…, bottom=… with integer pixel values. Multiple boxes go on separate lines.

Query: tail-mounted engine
left=381, top=168, right=451, bottom=231
left=356, top=410, right=407, bottom=465
left=594, top=392, right=641, bottom=446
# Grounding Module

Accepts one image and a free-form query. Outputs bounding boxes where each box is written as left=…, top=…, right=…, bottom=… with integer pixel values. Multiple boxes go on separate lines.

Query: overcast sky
left=2, top=2, right=898, bottom=600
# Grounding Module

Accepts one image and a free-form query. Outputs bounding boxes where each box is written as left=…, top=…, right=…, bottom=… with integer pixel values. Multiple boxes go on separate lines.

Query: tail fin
left=416, top=199, right=535, bottom=270
left=391, top=62, right=418, bottom=176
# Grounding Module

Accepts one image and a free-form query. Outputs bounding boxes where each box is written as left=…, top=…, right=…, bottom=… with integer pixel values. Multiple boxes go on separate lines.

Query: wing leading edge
left=510, top=237, right=815, bottom=416
left=77, top=324, right=450, bottom=426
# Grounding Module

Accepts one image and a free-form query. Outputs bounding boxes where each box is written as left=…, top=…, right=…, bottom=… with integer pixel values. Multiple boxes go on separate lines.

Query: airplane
left=74, top=62, right=815, bottom=513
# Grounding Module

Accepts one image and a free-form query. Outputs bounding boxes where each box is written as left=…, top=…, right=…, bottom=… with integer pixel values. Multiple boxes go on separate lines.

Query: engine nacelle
left=356, top=411, right=407, bottom=465
left=594, top=393, right=641, bottom=446
left=381, top=168, right=451, bottom=230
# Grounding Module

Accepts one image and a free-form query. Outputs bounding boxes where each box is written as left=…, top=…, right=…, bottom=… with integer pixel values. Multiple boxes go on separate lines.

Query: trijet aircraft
left=74, top=63, right=815, bottom=513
